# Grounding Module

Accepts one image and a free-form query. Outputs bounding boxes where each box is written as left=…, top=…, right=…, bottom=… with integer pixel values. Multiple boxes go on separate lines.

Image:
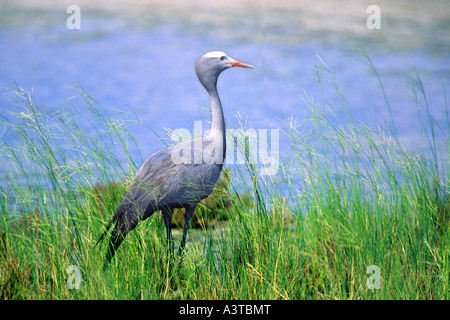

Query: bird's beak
left=229, top=59, right=255, bottom=68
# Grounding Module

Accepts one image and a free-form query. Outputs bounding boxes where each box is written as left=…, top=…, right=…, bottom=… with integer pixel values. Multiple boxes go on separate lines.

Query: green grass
left=0, top=54, right=449, bottom=300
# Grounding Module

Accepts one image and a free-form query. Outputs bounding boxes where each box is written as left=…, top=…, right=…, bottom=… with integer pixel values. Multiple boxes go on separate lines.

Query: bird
left=96, top=51, right=254, bottom=268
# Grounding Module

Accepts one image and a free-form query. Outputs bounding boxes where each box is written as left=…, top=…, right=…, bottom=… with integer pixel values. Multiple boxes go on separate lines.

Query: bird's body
left=97, top=51, right=254, bottom=266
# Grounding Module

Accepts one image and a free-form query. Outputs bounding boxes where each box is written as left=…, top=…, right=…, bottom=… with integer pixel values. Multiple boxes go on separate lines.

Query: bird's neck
left=208, top=86, right=226, bottom=159
left=209, top=87, right=225, bottom=133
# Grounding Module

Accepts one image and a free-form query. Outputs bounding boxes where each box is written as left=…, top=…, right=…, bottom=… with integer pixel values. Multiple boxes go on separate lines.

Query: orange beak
left=229, top=59, right=255, bottom=68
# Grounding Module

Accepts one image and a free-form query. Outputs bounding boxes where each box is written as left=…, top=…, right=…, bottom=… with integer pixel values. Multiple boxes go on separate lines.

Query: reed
left=0, top=54, right=448, bottom=299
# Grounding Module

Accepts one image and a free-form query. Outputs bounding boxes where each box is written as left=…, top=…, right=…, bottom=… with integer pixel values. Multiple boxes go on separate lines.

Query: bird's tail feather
left=104, top=226, right=126, bottom=269
left=95, top=218, right=115, bottom=247
left=98, top=205, right=140, bottom=268
left=96, top=201, right=131, bottom=248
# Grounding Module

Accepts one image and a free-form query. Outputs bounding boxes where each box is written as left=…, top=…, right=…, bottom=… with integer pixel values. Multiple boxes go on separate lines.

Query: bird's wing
left=115, top=141, right=223, bottom=220
left=97, top=141, right=222, bottom=262
left=97, top=148, right=178, bottom=249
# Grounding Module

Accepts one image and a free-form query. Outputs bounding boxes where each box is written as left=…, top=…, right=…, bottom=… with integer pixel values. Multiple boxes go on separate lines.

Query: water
left=1, top=0, right=449, bottom=179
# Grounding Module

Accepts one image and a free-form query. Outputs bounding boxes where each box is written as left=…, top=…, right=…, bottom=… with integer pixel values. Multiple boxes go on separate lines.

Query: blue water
left=1, top=2, right=449, bottom=180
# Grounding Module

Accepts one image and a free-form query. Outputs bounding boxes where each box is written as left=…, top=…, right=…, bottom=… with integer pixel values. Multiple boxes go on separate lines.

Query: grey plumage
left=97, top=51, right=254, bottom=267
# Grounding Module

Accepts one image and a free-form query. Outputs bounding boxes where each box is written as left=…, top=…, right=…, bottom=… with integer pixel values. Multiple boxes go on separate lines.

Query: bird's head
left=196, top=51, right=254, bottom=92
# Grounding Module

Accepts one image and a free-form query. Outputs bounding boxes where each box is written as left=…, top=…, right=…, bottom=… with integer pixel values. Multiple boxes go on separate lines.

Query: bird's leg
left=166, top=226, right=172, bottom=254
left=161, top=207, right=175, bottom=281
left=162, top=208, right=174, bottom=256
left=178, top=204, right=197, bottom=269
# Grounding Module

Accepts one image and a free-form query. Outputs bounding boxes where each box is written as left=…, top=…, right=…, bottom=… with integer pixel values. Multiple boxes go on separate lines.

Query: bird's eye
left=219, top=56, right=225, bottom=61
